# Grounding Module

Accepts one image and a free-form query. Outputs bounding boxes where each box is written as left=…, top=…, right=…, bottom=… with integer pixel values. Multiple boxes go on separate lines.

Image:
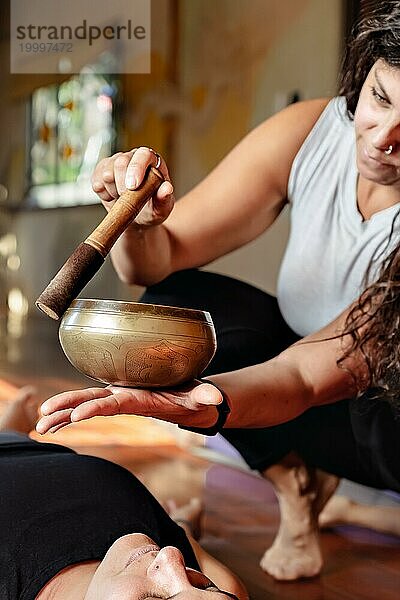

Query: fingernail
left=125, top=175, right=137, bottom=189
left=197, top=393, right=220, bottom=406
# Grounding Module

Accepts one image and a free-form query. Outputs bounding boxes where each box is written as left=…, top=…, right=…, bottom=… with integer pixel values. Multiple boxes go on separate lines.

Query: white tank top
left=277, top=96, right=400, bottom=336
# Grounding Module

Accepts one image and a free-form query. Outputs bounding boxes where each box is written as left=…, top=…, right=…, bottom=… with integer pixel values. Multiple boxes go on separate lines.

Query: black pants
left=140, top=269, right=400, bottom=493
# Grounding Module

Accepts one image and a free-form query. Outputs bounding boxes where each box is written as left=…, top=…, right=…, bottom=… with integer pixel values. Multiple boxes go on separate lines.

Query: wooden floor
left=1, top=314, right=400, bottom=599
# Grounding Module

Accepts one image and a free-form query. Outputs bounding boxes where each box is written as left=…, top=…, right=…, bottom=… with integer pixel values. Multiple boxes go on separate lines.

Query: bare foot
left=319, top=495, right=354, bottom=529
left=260, top=528, right=323, bottom=581
left=260, top=456, right=339, bottom=581
left=165, top=497, right=203, bottom=540
left=0, top=386, right=40, bottom=433
left=320, top=496, right=400, bottom=537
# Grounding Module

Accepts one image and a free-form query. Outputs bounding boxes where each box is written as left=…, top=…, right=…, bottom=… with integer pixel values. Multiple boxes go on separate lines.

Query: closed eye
left=371, top=86, right=389, bottom=106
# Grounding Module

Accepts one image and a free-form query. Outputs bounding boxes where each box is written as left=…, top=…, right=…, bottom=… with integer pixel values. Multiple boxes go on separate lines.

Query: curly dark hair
left=339, top=0, right=400, bottom=116
left=340, top=212, right=400, bottom=405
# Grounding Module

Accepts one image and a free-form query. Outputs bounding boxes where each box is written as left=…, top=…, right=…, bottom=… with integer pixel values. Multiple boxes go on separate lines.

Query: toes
left=260, top=553, right=285, bottom=580
left=260, top=549, right=322, bottom=581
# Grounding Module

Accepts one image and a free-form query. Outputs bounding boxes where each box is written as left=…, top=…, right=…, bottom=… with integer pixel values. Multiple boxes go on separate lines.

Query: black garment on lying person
left=0, top=432, right=199, bottom=600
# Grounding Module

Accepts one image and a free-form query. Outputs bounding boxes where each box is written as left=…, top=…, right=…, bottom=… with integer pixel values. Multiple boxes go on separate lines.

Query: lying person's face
left=84, top=533, right=239, bottom=600
left=354, top=59, right=400, bottom=187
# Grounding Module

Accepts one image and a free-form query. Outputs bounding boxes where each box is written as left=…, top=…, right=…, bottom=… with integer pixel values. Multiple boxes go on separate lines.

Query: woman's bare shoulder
left=291, top=97, right=331, bottom=115
left=258, top=97, right=331, bottom=143
left=247, top=98, right=332, bottom=197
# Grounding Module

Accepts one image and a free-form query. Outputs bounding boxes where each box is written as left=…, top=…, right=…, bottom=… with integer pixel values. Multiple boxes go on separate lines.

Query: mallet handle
left=36, top=166, right=164, bottom=320
left=86, top=166, right=164, bottom=256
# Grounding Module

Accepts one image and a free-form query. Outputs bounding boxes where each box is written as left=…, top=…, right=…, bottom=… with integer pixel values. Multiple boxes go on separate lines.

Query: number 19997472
left=19, top=43, right=73, bottom=53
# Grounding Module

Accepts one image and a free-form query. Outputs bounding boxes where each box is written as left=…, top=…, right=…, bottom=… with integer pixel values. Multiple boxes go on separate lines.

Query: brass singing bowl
left=59, top=299, right=217, bottom=388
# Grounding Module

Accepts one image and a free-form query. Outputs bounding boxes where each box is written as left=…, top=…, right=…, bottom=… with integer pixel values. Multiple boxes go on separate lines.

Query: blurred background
left=0, top=0, right=360, bottom=320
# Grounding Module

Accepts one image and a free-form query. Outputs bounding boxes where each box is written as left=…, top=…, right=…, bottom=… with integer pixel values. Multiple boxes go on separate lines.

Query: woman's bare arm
left=36, top=300, right=368, bottom=435
left=96, top=99, right=329, bottom=286
left=207, top=305, right=368, bottom=428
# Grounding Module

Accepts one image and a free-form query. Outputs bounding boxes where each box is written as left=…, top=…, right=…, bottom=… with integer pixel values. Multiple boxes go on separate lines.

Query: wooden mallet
left=36, top=166, right=164, bottom=320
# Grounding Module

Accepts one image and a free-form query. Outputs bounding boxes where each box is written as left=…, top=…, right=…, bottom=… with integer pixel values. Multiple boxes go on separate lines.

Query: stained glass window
left=29, top=66, right=117, bottom=207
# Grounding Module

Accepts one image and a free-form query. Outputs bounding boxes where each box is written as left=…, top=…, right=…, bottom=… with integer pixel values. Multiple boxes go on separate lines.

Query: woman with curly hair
left=38, top=0, right=400, bottom=582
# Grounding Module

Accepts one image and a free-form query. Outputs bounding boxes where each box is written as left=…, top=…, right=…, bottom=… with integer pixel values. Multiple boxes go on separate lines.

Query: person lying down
left=0, top=387, right=248, bottom=600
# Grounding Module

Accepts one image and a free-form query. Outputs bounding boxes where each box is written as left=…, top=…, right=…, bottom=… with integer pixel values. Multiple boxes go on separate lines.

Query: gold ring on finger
left=148, top=148, right=162, bottom=169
